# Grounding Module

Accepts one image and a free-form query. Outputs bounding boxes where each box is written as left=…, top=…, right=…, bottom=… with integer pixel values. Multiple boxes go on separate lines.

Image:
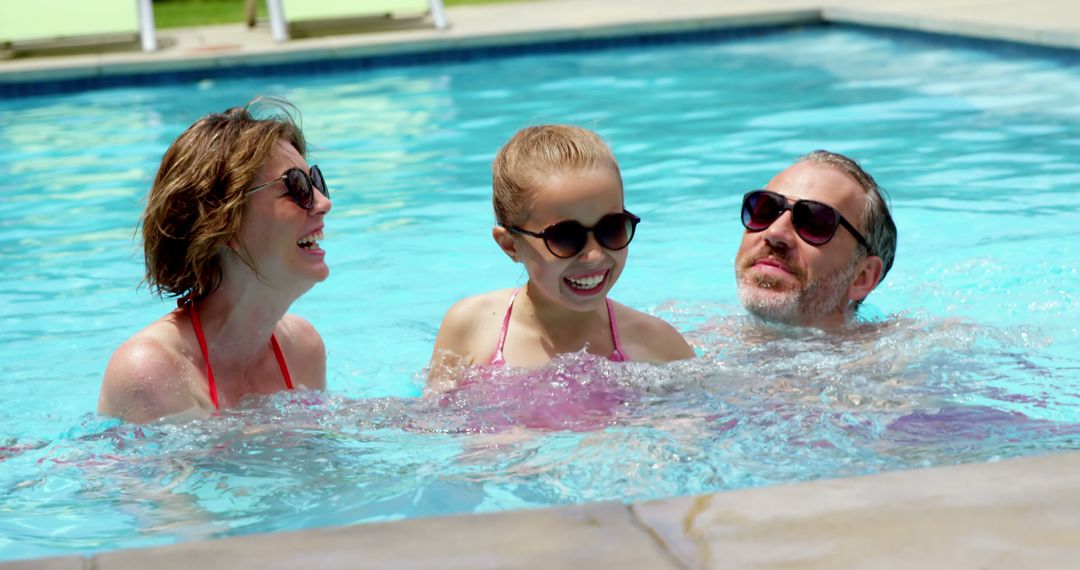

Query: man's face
left=734, top=161, right=869, bottom=328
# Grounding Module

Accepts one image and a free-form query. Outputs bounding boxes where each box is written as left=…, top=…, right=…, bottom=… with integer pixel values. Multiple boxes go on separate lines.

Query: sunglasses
left=742, top=190, right=872, bottom=253
left=248, top=165, right=329, bottom=210
left=504, top=211, right=641, bottom=259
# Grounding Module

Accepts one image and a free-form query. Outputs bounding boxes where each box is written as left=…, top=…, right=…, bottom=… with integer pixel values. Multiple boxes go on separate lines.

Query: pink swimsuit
left=488, top=289, right=628, bottom=366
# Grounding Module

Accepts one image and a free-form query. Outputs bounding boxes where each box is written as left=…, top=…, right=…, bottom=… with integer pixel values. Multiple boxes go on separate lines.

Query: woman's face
left=508, top=166, right=628, bottom=313
left=234, top=139, right=331, bottom=291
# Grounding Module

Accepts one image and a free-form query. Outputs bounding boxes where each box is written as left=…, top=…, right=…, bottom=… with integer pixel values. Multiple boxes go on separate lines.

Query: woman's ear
left=492, top=226, right=520, bottom=262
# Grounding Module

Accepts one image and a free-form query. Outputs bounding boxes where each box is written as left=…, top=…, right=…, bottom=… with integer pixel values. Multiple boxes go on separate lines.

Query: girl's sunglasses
left=248, top=165, right=329, bottom=210
left=505, top=211, right=641, bottom=259
left=741, top=190, right=872, bottom=253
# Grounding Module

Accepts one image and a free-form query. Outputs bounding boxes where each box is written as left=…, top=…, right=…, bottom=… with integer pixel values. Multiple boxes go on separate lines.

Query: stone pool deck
left=3, top=0, right=1079, bottom=567
left=8, top=453, right=1080, bottom=569
left=1, top=0, right=1078, bottom=85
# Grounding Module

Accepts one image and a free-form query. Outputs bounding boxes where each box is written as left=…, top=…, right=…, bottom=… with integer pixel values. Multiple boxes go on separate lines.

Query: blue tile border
left=0, top=22, right=806, bottom=99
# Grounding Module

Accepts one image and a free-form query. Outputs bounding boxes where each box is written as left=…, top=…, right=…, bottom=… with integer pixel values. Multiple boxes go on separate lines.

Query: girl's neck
left=522, top=282, right=608, bottom=333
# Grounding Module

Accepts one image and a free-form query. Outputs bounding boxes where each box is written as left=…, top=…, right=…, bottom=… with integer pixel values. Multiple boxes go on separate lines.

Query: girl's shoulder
left=442, top=288, right=518, bottom=323
left=608, top=299, right=696, bottom=362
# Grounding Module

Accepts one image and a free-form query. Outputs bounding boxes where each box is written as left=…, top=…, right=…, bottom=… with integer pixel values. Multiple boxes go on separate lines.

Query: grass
left=153, top=0, right=521, bottom=29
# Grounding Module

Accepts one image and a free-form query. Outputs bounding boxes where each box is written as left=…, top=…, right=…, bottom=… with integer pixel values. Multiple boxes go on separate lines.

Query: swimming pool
left=1, top=25, right=1079, bottom=561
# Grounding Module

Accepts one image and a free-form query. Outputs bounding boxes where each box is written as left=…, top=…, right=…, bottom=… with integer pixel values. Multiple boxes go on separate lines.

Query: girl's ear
left=492, top=226, right=520, bottom=262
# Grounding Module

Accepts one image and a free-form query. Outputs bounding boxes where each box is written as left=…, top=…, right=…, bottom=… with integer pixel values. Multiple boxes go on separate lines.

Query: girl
left=429, top=125, right=693, bottom=383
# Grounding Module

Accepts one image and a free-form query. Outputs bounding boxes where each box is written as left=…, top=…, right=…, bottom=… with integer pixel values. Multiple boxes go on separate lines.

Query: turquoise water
left=2, top=26, right=1079, bottom=561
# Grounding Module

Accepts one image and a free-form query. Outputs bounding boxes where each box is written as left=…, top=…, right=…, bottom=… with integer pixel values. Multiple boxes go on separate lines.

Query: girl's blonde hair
left=142, top=98, right=306, bottom=299
left=492, top=125, right=621, bottom=226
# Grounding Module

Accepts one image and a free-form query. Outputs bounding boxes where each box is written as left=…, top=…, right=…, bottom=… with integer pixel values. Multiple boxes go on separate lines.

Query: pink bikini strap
left=605, top=298, right=628, bottom=362
left=489, top=289, right=519, bottom=366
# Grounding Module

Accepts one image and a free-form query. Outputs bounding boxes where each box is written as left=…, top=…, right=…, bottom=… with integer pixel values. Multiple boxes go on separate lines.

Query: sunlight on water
left=1, top=26, right=1079, bottom=561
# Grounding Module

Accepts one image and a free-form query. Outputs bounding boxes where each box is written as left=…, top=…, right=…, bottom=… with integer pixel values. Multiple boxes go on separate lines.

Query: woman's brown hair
left=142, top=98, right=306, bottom=299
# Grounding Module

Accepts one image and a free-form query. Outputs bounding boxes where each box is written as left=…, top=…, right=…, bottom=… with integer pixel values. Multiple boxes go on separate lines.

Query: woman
left=100, top=99, right=331, bottom=423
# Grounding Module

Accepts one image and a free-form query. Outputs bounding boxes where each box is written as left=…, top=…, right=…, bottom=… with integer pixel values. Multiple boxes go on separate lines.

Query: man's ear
left=492, top=226, right=519, bottom=262
left=849, top=255, right=884, bottom=302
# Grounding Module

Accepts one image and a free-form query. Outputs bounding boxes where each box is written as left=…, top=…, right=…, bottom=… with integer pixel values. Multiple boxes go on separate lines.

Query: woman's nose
left=310, top=186, right=332, bottom=215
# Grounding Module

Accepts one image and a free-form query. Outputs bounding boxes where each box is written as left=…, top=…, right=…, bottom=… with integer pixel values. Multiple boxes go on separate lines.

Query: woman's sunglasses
left=248, top=165, right=329, bottom=210
left=505, top=211, right=641, bottom=259
left=742, top=190, right=872, bottom=253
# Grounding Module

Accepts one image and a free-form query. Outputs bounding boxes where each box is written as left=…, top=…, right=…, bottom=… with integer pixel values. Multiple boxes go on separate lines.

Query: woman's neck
left=192, top=276, right=295, bottom=364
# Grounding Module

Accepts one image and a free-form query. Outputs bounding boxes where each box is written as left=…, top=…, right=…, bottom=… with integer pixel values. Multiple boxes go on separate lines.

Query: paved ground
left=2, top=0, right=1078, bottom=83
left=2, top=1, right=1079, bottom=568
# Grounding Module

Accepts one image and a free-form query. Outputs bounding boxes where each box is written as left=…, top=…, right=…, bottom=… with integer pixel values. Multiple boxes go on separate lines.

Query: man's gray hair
left=799, top=150, right=897, bottom=284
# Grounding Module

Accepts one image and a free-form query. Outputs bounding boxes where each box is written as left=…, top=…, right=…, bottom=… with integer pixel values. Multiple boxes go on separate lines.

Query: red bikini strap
left=270, top=334, right=294, bottom=389
left=187, top=300, right=219, bottom=409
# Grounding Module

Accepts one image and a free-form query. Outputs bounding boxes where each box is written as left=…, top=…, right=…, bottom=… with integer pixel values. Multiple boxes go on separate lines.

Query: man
left=735, top=150, right=897, bottom=329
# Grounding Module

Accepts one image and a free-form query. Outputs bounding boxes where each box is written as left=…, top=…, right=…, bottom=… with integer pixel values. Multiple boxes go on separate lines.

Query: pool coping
left=1, top=1, right=1078, bottom=95
left=8, top=451, right=1080, bottom=568
left=3, top=1, right=1080, bottom=567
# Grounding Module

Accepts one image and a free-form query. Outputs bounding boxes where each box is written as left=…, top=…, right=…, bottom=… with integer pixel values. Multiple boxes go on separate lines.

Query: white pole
left=428, top=0, right=449, bottom=30
left=136, top=0, right=157, bottom=52
left=266, top=0, right=289, bottom=42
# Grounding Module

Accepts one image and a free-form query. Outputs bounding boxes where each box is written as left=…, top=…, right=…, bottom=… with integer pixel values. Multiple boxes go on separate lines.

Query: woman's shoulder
left=99, top=318, right=200, bottom=422
left=275, top=314, right=327, bottom=390
left=609, top=299, right=696, bottom=362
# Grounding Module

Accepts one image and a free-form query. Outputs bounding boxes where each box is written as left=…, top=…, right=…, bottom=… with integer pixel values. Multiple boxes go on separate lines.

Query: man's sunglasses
left=248, top=165, right=329, bottom=210
left=504, top=211, right=641, bottom=259
left=741, top=190, right=872, bottom=253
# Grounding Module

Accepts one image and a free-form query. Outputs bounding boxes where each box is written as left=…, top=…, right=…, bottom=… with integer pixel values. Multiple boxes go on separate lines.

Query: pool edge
left=6, top=451, right=1080, bottom=568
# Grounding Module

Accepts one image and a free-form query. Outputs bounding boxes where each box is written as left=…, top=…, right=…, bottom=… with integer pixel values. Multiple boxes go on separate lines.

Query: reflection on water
left=3, top=314, right=1077, bottom=559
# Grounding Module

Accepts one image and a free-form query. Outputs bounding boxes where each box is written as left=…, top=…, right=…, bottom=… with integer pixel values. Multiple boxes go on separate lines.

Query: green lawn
left=153, top=0, right=521, bottom=29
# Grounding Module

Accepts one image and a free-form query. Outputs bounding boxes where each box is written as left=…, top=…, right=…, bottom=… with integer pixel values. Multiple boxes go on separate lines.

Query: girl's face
left=501, top=166, right=628, bottom=313
left=235, top=139, right=332, bottom=292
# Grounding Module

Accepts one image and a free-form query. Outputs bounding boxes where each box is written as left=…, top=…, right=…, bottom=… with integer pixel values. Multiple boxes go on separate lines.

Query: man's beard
left=736, top=251, right=856, bottom=327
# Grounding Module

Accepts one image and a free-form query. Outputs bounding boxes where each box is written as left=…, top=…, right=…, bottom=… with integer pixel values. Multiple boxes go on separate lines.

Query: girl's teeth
left=566, top=272, right=605, bottom=289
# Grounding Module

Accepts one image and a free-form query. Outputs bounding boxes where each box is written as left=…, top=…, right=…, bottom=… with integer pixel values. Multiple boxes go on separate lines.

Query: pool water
left=2, top=26, right=1079, bottom=561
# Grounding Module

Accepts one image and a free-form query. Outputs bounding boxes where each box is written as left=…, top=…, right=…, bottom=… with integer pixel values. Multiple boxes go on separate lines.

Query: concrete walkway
left=3, top=1, right=1079, bottom=568
left=1, top=0, right=1078, bottom=84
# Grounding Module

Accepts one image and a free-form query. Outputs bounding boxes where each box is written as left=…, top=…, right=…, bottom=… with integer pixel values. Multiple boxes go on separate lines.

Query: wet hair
left=799, top=150, right=898, bottom=285
left=492, top=124, right=622, bottom=226
left=141, top=98, right=306, bottom=300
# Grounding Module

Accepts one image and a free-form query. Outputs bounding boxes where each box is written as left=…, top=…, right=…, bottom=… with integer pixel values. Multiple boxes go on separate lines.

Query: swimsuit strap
left=185, top=300, right=294, bottom=410
left=186, top=300, right=219, bottom=409
left=605, top=298, right=628, bottom=363
left=270, top=334, right=294, bottom=389
left=488, top=289, right=519, bottom=366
